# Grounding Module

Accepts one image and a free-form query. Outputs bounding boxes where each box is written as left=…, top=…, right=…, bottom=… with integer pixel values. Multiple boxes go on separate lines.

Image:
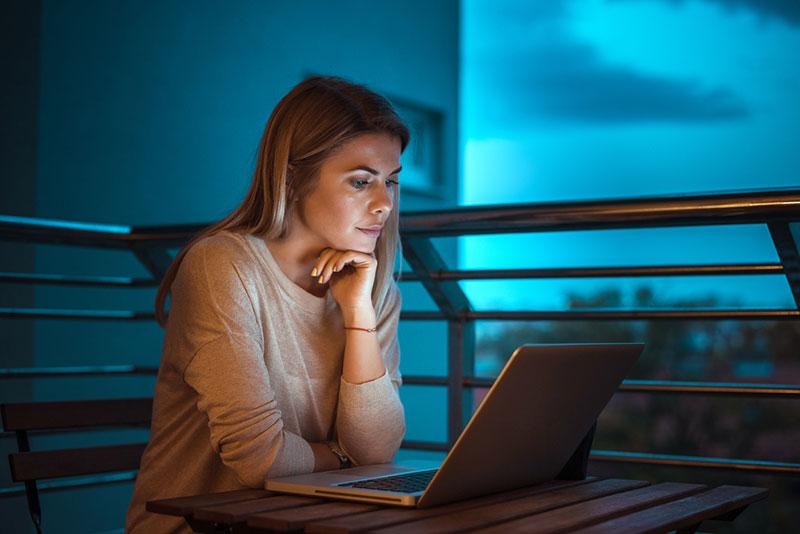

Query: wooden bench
left=1, top=398, right=152, bottom=533
left=147, top=477, right=768, bottom=533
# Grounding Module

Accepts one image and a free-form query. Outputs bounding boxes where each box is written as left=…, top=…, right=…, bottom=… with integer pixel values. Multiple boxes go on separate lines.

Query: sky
left=457, top=0, right=800, bottom=310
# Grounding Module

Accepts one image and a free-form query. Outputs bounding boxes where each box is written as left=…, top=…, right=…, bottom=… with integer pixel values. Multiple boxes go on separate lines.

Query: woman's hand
left=313, top=248, right=383, bottom=384
left=312, top=248, right=377, bottom=312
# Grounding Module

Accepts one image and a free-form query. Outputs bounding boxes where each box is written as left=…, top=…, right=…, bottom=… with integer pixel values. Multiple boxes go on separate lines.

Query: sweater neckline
left=239, top=232, right=335, bottom=315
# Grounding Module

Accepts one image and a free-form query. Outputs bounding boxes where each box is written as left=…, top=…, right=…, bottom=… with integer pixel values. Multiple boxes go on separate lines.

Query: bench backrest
left=1, top=398, right=153, bottom=533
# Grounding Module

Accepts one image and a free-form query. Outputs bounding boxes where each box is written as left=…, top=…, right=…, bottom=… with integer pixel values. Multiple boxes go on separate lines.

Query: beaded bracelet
left=344, top=326, right=377, bottom=333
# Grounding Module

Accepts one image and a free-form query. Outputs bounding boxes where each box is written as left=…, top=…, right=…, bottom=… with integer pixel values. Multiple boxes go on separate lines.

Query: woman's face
left=292, top=132, right=402, bottom=254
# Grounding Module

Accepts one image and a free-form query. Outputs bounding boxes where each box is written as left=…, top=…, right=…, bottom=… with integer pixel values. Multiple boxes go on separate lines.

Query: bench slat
left=370, top=479, right=649, bottom=534
left=10, top=443, right=147, bottom=481
left=146, top=488, right=272, bottom=516
left=474, top=482, right=707, bottom=533
left=305, top=478, right=595, bottom=534
left=1, top=398, right=152, bottom=431
left=248, top=502, right=379, bottom=532
left=576, top=485, right=769, bottom=533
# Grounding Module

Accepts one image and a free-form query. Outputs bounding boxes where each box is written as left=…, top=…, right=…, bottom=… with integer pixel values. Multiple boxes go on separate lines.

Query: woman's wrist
left=310, top=442, right=342, bottom=472
left=341, top=304, right=377, bottom=330
left=325, top=441, right=352, bottom=469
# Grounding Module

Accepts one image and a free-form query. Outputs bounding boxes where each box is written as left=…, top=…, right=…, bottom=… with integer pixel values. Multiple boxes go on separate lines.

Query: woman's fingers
left=312, top=248, right=337, bottom=283
left=330, top=251, right=375, bottom=278
left=319, top=252, right=340, bottom=284
left=313, top=249, right=376, bottom=284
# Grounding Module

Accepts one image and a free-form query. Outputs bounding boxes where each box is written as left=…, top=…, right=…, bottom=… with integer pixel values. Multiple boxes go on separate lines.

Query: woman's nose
left=371, top=183, right=394, bottom=214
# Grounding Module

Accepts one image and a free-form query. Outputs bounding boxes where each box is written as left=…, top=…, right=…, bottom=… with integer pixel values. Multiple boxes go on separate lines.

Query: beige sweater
left=125, top=231, right=405, bottom=533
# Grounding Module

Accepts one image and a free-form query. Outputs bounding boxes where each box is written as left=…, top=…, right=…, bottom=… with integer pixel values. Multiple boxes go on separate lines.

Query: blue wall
left=2, top=1, right=459, bottom=532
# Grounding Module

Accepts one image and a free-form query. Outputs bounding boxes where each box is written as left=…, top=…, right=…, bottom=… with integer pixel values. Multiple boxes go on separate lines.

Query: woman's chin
left=353, top=243, right=377, bottom=254
left=328, top=239, right=374, bottom=254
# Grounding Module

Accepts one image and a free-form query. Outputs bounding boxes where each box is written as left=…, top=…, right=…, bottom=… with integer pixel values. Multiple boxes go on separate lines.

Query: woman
left=126, top=76, right=409, bottom=533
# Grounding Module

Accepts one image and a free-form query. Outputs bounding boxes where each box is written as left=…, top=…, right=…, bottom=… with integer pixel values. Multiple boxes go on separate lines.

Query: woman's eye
left=351, top=177, right=399, bottom=190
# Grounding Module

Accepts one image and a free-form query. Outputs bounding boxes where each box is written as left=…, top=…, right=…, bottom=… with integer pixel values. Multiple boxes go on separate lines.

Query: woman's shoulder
left=184, top=230, right=252, bottom=264
left=178, top=230, right=258, bottom=283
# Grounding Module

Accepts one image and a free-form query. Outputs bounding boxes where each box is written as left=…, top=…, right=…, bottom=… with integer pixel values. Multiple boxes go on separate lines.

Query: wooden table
left=146, top=477, right=768, bottom=533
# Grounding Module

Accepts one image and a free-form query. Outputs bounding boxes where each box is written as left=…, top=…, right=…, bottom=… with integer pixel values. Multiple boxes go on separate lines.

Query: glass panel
left=399, top=321, right=448, bottom=377
left=397, top=281, right=440, bottom=311
left=474, top=319, right=800, bottom=383
left=460, top=275, right=796, bottom=311
left=457, top=225, right=780, bottom=269
left=399, top=385, right=447, bottom=443
left=595, top=394, right=800, bottom=462
left=394, top=448, right=447, bottom=464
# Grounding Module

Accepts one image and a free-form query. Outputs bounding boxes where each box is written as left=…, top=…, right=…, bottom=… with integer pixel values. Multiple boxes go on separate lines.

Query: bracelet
left=344, top=326, right=377, bottom=333
left=326, top=441, right=352, bottom=469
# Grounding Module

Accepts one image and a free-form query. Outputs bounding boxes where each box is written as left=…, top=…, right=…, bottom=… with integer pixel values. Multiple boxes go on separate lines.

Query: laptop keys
left=339, top=468, right=437, bottom=493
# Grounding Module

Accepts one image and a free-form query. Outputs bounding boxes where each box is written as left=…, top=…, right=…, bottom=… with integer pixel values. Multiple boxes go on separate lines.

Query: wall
left=1, top=1, right=459, bottom=532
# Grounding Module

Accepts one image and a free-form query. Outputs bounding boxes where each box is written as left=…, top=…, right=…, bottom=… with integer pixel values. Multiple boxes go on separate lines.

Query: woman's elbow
left=350, top=423, right=406, bottom=465
left=216, top=430, right=291, bottom=487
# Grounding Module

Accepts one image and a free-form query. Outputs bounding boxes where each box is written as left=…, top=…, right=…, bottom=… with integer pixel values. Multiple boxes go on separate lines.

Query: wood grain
left=576, top=485, right=768, bottom=533
left=474, top=482, right=707, bottom=533
left=370, top=479, right=649, bottom=534
left=305, top=478, right=595, bottom=534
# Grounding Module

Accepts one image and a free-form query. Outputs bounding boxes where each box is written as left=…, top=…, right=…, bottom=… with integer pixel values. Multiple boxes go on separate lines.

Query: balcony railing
left=2, top=187, right=799, bottom=497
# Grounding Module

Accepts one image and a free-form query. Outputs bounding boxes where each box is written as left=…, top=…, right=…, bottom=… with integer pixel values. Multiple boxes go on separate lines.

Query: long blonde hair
left=154, top=75, right=410, bottom=327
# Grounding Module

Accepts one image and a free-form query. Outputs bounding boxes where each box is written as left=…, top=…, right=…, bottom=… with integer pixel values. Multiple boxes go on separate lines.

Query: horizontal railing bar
left=0, top=366, right=158, bottom=379
left=590, top=450, right=800, bottom=475
left=0, top=308, right=155, bottom=320
left=3, top=189, right=800, bottom=247
left=407, top=376, right=800, bottom=397
left=402, top=376, right=449, bottom=386
left=0, top=215, right=131, bottom=234
left=2, top=265, right=783, bottom=287
left=619, top=380, right=800, bottom=397
left=468, top=377, right=800, bottom=397
left=1, top=424, right=150, bottom=440
left=0, top=471, right=136, bottom=498
left=400, top=440, right=449, bottom=452
left=0, top=272, right=158, bottom=287
left=11, top=308, right=794, bottom=322
left=400, top=309, right=800, bottom=321
left=399, top=441, right=800, bottom=475
left=400, top=188, right=800, bottom=237
left=5, top=370, right=796, bottom=397
left=399, top=263, right=785, bottom=281
left=0, top=215, right=196, bottom=248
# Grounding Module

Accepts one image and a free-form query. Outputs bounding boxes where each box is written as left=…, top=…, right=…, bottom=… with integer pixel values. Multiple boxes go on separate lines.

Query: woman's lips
left=357, top=227, right=382, bottom=238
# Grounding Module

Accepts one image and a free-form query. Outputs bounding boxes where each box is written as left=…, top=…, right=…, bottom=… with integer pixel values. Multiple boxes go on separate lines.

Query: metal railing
left=2, top=187, right=800, bottom=489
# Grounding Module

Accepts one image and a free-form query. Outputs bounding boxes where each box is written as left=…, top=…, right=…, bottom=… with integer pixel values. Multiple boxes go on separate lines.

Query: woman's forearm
left=340, top=304, right=385, bottom=384
left=336, top=300, right=405, bottom=465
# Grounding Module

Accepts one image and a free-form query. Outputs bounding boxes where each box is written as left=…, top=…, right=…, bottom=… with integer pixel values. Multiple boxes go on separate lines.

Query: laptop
left=266, top=342, right=643, bottom=507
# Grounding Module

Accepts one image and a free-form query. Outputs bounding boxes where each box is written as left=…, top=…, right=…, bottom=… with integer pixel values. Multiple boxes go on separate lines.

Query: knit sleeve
left=171, top=235, right=315, bottom=487
left=335, top=283, right=406, bottom=465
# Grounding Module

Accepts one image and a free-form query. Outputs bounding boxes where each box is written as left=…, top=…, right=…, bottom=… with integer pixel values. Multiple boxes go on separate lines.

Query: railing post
left=768, top=222, right=800, bottom=309
left=448, top=318, right=475, bottom=446
left=130, top=243, right=174, bottom=281
left=401, top=236, right=474, bottom=447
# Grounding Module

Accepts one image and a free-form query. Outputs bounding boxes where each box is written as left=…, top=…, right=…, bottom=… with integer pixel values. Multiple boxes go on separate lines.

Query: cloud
left=638, top=0, right=800, bottom=26
left=466, top=0, right=750, bottom=134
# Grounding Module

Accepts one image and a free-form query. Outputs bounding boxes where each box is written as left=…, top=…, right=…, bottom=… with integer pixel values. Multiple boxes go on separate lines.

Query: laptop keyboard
left=339, top=469, right=437, bottom=493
